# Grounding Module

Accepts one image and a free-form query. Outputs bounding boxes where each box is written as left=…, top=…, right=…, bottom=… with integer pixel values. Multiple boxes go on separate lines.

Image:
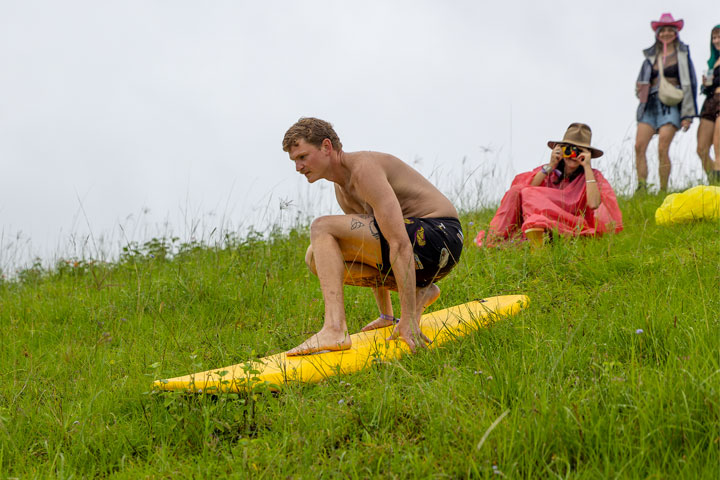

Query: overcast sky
left=0, top=1, right=714, bottom=271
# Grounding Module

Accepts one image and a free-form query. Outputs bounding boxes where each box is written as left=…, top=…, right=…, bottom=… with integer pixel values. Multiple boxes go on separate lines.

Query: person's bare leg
left=306, top=244, right=393, bottom=288
left=657, top=123, right=677, bottom=191
left=409, top=283, right=441, bottom=345
left=287, top=215, right=384, bottom=355
left=338, top=262, right=431, bottom=346
left=634, top=122, right=655, bottom=189
left=325, top=251, right=438, bottom=341
left=697, top=118, right=715, bottom=175
left=296, top=216, right=435, bottom=352
left=287, top=220, right=351, bottom=355
left=713, top=118, right=720, bottom=172
left=360, top=286, right=395, bottom=331
left=308, top=244, right=400, bottom=331
left=415, top=283, right=441, bottom=321
left=361, top=283, right=441, bottom=332
left=373, top=286, right=393, bottom=314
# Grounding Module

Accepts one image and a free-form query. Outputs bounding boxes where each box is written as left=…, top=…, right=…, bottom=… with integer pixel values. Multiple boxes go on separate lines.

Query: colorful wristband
left=380, top=313, right=399, bottom=324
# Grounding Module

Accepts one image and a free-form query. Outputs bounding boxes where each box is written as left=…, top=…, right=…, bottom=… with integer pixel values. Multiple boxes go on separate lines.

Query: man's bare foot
left=361, top=315, right=396, bottom=332
left=361, top=283, right=441, bottom=332
left=286, top=328, right=351, bottom=356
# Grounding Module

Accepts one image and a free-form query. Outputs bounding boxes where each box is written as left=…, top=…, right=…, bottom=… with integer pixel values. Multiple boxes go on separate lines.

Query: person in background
left=634, top=13, right=698, bottom=193
left=474, top=123, right=623, bottom=248
left=696, top=24, right=720, bottom=184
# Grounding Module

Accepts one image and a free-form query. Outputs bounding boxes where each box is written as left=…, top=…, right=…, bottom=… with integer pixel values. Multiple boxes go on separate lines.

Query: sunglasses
left=561, top=145, right=581, bottom=159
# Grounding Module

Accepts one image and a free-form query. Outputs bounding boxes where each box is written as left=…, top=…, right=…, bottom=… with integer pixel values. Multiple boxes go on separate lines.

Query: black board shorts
left=372, top=217, right=463, bottom=288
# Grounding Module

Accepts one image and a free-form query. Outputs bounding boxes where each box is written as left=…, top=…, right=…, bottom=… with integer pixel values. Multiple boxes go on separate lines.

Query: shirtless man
left=282, top=117, right=463, bottom=355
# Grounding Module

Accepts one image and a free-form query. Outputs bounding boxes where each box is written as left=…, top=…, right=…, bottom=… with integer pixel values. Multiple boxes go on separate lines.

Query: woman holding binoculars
left=474, top=123, right=623, bottom=247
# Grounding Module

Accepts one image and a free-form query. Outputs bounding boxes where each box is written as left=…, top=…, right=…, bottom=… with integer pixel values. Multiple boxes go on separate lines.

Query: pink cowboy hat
left=651, top=13, right=683, bottom=32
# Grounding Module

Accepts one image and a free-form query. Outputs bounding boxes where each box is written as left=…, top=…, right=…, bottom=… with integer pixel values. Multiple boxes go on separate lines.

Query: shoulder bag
left=657, top=54, right=684, bottom=107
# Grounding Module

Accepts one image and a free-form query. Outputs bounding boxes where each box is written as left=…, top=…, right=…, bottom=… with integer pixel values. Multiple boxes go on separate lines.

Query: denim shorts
left=639, top=93, right=681, bottom=130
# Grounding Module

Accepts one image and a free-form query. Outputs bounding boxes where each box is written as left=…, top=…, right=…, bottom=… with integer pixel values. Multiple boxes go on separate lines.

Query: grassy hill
left=0, top=193, right=718, bottom=478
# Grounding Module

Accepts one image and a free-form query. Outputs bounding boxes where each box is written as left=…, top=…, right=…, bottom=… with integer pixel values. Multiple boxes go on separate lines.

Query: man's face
left=288, top=138, right=326, bottom=183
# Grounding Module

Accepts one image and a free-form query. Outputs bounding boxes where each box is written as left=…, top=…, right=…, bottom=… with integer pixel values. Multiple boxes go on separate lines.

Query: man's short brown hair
left=282, top=117, right=343, bottom=152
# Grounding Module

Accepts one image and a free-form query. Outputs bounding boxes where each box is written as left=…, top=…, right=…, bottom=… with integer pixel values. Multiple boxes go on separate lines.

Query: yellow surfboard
left=152, top=295, right=529, bottom=393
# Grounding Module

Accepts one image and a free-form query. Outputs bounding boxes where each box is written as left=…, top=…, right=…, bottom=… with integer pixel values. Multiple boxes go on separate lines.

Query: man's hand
left=681, top=118, right=691, bottom=132
left=388, top=317, right=430, bottom=353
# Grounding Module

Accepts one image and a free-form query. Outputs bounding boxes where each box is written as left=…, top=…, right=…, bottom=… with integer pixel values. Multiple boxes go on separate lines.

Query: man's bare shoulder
left=343, top=150, right=398, bottom=164
left=343, top=151, right=412, bottom=176
left=340, top=152, right=393, bottom=195
left=340, top=150, right=457, bottom=218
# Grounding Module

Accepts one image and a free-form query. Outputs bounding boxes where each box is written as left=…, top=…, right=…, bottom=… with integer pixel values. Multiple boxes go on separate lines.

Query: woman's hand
left=531, top=148, right=562, bottom=186
left=578, top=149, right=593, bottom=171
left=581, top=149, right=601, bottom=209
left=549, top=146, right=562, bottom=169
left=681, top=118, right=692, bottom=132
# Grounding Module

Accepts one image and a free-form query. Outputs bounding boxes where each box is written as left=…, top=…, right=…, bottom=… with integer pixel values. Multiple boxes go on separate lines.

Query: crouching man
left=282, top=117, right=463, bottom=355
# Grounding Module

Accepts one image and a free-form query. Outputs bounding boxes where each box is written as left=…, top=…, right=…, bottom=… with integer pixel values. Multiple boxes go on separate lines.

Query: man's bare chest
left=337, top=184, right=373, bottom=214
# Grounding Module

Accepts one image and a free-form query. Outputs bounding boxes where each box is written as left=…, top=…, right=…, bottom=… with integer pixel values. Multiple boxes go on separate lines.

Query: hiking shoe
left=634, top=181, right=648, bottom=196
left=524, top=228, right=546, bottom=248
left=709, top=170, right=720, bottom=185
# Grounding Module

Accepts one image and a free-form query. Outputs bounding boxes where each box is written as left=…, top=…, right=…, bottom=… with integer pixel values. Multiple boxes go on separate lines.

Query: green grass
left=1, top=194, right=718, bottom=478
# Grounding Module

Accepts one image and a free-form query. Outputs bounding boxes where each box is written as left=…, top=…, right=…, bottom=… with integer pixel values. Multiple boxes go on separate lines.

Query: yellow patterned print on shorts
left=438, top=248, right=449, bottom=269
left=404, top=219, right=414, bottom=224
left=415, top=226, right=426, bottom=246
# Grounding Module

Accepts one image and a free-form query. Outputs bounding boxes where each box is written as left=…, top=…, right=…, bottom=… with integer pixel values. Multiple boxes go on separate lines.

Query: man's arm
left=353, top=165, right=420, bottom=350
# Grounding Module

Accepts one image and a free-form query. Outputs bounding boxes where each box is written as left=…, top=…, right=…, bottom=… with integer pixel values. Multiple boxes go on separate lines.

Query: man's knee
left=310, top=216, right=334, bottom=238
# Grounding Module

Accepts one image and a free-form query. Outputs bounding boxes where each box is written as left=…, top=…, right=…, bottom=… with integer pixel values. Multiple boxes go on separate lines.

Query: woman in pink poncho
left=475, top=123, right=623, bottom=247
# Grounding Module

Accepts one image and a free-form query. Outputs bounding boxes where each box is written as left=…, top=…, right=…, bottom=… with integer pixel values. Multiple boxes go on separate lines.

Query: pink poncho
left=475, top=167, right=623, bottom=247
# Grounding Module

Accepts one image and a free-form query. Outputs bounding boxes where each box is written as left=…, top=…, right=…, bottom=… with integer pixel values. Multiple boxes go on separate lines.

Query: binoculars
left=562, top=145, right=581, bottom=159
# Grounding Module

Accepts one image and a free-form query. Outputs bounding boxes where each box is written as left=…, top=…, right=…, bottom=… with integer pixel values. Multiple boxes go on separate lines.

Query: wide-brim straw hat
left=547, top=123, right=603, bottom=158
left=651, top=13, right=683, bottom=32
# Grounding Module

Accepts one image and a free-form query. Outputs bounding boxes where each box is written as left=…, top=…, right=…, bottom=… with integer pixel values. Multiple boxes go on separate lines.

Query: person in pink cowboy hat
left=634, top=13, right=698, bottom=193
